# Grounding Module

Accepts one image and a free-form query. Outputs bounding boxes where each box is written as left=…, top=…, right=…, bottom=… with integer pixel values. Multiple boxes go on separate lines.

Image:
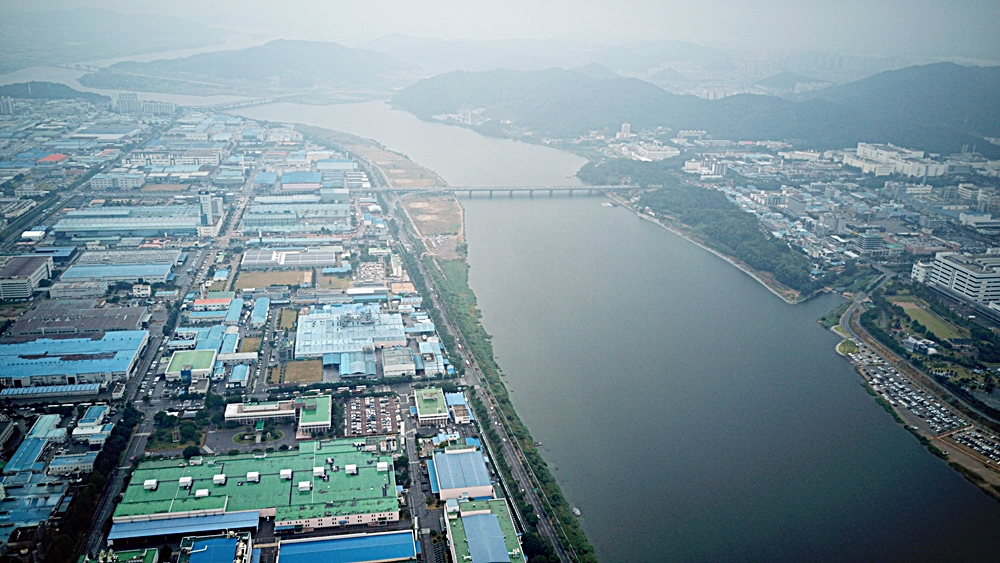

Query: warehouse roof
left=113, top=440, right=397, bottom=523
left=281, top=171, right=322, bottom=184
left=448, top=500, right=520, bottom=563
left=0, top=331, right=147, bottom=378
left=108, top=511, right=260, bottom=541
left=278, top=531, right=418, bottom=563
left=0, top=383, right=101, bottom=398
left=415, top=388, right=447, bottom=417
left=166, top=350, right=217, bottom=373
left=0, top=255, right=51, bottom=278
left=62, top=263, right=172, bottom=281
left=432, top=450, right=491, bottom=491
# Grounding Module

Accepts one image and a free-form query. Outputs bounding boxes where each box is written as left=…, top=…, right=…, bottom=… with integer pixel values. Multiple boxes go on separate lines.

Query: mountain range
left=391, top=62, right=1000, bottom=157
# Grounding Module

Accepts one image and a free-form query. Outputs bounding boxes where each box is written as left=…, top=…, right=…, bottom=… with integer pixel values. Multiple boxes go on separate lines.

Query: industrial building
left=0, top=255, right=53, bottom=300
left=5, top=300, right=148, bottom=338
left=241, top=249, right=341, bottom=270
left=47, top=281, right=109, bottom=299
left=48, top=452, right=99, bottom=476
left=277, top=531, right=418, bottom=563
left=61, top=263, right=172, bottom=284
left=165, top=349, right=218, bottom=381
left=381, top=347, right=417, bottom=378
left=241, top=202, right=350, bottom=234
left=177, top=532, right=253, bottom=563
left=76, top=248, right=183, bottom=265
left=111, top=440, right=398, bottom=534
left=52, top=204, right=221, bottom=238
left=0, top=471, right=70, bottom=549
left=0, top=383, right=101, bottom=404
left=414, top=387, right=449, bottom=427
left=0, top=330, right=148, bottom=387
left=925, top=252, right=1000, bottom=304
left=294, top=304, right=405, bottom=360
left=429, top=448, right=495, bottom=501
left=445, top=499, right=524, bottom=563
left=251, top=298, right=270, bottom=328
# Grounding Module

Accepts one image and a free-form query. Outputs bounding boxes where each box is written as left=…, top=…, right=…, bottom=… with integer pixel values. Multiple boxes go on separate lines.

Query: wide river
left=0, top=69, right=994, bottom=558
left=233, top=102, right=1000, bottom=562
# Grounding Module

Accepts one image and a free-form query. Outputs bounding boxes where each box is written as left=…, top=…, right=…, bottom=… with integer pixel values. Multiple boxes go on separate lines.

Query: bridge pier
left=529, top=189, right=534, bottom=198
left=468, top=190, right=473, bottom=198
left=549, top=190, right=554, bottom=197
left=588, top=189, right=594, bottom=195
left=488, top=190, right=493, bottom=198
left=568, top=189, right=573, bottom=197
left=509, top=190, right=514, bottom=198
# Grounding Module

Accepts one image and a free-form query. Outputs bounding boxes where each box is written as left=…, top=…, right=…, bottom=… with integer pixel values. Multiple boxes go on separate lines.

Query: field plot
left=317, top=273, right=350, bottom=289
left=284, top=360, right=323, bottom=383
left=240, top=337, right=261, bottom=353
left=404, top=196, right=463, bottom=235
left=279, top=309, right=298, bottom=330
left=235, top=270, right=310, bottom=289
left=268, top=366, right=282, bottom=384
left=889, top=297, right=968, bottom=340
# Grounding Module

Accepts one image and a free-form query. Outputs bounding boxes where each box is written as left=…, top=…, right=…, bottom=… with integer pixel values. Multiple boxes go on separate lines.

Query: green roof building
left=446, top=499, right=524, bottom=563
left=113, top=440, right=399, bottom=532
left=415, top=387, right=448, bottom=426
left=165, top=350, right=217, bottom=381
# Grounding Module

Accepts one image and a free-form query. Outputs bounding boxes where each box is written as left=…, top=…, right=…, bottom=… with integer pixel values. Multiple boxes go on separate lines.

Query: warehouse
left=240, top=249, right=340, bottom=270
left=429, top=448, right=494, bottom=501
left=46, top=281, right=109, bottom=299
left=0, top=330, right=148, bottom=387
left=52, top=206, right=207, bottom=238
left=48, top=452, right=99, bottom=476
left=61, top=263, right=172, bottom=284
left=445, top=499, right=522, bottom=563
left=0, top=383, right=101, bottom=404
left=6, top=300, right=148, bottom=338
left=111, top=440, right=398, bottom=533
left=76, top=249, right=182, bottom=265
left=277, top=531, right=418, bottom=563
left=294, top=304, right=405, bottom=359
left=251, top=298, right=270, bottom=327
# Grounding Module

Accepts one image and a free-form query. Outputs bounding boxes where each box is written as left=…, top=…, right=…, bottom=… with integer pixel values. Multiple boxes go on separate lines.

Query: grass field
left=890, top=297, right=968, bottom=340
left=240, top=337, right=260, bottom=353
left=284, top=360, right=323, bottom=383
left=235, top=270, right=310, bottom=289
left=268, top=366, right=282, bottom=384
left=838, top=340, right=859, bottom=355
left=317, top=274, right=350, bottom=289
left=279, top=309, right=298, bottom=330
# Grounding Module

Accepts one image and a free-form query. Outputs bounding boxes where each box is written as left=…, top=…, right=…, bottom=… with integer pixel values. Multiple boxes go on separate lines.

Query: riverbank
left=614, top=195, right=805, bottom=304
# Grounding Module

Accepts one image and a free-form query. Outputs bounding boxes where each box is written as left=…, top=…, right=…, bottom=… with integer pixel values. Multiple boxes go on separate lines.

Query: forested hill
left=391, top=63, right=1000, bottom=157
left=0, top=82, right=110, bottom=103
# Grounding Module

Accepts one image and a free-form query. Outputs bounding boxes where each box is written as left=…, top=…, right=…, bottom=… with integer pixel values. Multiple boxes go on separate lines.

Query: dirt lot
left=141, top=183, right=189, bottom=192
left=402, top=195, right=465, bottom=259
left=284, top=360, right=323, bottom=383
left=349, top=145, right=445, bottom=188
left=240, top=337, right=261, bottom=353
left=235, top=270, right=311, bottom=289
left=317, top=273, right=350, bottom=289
left=279, top=309, right=298, bottom=330
left=268, top=366, right=283, bottom=384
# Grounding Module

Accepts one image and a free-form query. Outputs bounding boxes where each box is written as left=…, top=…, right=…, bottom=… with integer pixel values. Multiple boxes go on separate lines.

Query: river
left=232, top=102, right=1000, bottom=562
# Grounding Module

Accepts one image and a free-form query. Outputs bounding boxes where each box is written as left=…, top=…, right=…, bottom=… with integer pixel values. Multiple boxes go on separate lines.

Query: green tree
left=183, top=446, right=201, bottom=459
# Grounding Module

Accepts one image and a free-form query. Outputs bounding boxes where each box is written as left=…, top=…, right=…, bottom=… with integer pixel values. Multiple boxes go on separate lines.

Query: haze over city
left=0, top=2, right=999, bottom=563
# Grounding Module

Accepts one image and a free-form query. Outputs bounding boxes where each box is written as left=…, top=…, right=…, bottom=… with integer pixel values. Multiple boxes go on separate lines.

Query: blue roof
left=426, top=459, right=439, bottom=494
left=221, top=333, right=240, bottom=354
left=251, top=298, right=269, bottom=324
left=463, top=513, right=511, bottom=563
left=80, top=405, right=108, bottom=425
left=254, top=172, right=278, bottom=184
left=62, top=263, right=171, bottom=281
left=225, top=298, right=244, bottom=323
left=49, top=451, right=98, bottom=467
left=5, top=437, right=47, bottom=474
left=0, top=383, right=100, bottom=397
left=229, top=365, right=249, bottom=382
left=433, top=451, right=492, bottom=491
left=107, top=511, right=259, bottom=541
left=277, top=531, right=417, bottom=563
left=0, top=331, right=147, bottom=378
left=190, top=537, right=240, bottom=563
left=281, top=171, right=322, bottom=184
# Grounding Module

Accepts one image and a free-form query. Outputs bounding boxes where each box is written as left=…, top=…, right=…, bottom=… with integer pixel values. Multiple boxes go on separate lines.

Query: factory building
left=240, top=249, right=341, bottom=270
left=445, top=499, right=524, bottom=563
left=926, top=252, right=1000, bottom=304
left=414, top=388, right=449, bottom=427
left=294, top=303, right=405, bottom=359
left=0, top=330, right=148, bottom=387
left=61, top=264, right=172, bottom=284
left=0, top=255, right=53, bottom=300
left=429, top=448, right=495, bottom=501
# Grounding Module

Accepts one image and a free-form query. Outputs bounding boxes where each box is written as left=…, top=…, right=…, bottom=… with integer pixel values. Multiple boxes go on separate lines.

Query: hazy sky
left=5, top=0, right=1000, bottom=60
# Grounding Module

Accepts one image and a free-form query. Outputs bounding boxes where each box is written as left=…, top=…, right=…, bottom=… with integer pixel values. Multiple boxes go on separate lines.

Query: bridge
left=376, top=185, right=629, bottom=197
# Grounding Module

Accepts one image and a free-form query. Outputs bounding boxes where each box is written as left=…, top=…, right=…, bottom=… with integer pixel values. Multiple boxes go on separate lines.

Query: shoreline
left=615, top=197, right=805, bottom=305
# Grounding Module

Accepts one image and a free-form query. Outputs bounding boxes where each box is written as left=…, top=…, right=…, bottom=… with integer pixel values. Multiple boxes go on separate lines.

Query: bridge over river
left=376, top=185, right=628, bottom=197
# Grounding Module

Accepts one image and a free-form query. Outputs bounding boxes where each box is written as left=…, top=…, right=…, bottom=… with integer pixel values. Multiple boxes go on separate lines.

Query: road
left=386, top=191, right=574, bottom=563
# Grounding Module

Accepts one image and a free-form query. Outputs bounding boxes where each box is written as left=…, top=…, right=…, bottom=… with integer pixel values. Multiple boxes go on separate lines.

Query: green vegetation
left=819, top=301, right=851, bottom=329
left=634, top=180, right=865, bottom=295
left=391, top=64, right=1000, bottom=157
left=0, top=82, right=110, bottom=104
left=838, top=340, right=859, bottom=355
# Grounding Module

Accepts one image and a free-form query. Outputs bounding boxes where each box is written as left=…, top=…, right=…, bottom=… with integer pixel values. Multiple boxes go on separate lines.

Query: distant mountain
left=79, top=40, right=413, bottom=94
left=571, top=64, right=620, bottom=80
left=756, top=72, right=825, bottom=89
left=392, top=64, right=1000, bottom=157
left=0, top=82, right=110, bottom=104
left=0, top=8, right=223, bottom=74
left=807, top=63, right=1000, bottom=139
